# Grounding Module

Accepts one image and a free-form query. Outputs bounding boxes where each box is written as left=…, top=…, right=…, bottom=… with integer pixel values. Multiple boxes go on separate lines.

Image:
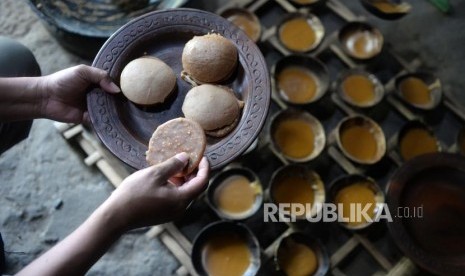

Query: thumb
left=75, top=65, right=120, bottom=93
left=178, top=157, right=209, bottom=200
left=152, top=152, right=189, bottom=180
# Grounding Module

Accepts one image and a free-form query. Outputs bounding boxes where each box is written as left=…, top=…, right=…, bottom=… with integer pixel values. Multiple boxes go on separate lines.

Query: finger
left=99, top=77, right=121, bottom=94
left=168, top=176, right=184, bottom=186
left=152, top=152, right=189, bottom=180
left=186, top=174, right=195, bottom=182
left=75, top=64, right=120, bottom=93
left=75, top=65, right=106, bottom=83
left=178, top=157, right=210, bottom=200
left=82, top=111, right=91, bottom=126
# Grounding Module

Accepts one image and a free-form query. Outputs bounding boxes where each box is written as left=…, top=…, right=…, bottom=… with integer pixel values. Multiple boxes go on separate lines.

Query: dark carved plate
left=87, top=8, right=270, bottom=170
left=387, top=153, right=465, bottom=275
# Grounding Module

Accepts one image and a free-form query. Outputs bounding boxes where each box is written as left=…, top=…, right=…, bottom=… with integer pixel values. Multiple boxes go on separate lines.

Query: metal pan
left=26, top=0, right=187, bottom=58
left=191, top=221, right=261, bottom=276
left=386, top=153, right=465, bottom=275
left=360, top=0, right=411, bottom=20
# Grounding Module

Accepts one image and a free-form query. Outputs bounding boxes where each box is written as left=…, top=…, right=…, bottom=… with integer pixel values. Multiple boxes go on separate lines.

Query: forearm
left=0, top=77, right=44, bottom=122
left=17, top=201, right=124, bottom=276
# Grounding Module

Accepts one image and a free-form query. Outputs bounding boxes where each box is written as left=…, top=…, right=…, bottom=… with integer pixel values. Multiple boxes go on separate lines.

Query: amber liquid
left=373, top=2, right=403, bottom=13
left=279, top=18, right=316, bottom=52
left=334, top=182, right=376, bottom=227
left=214, top=175, right=260, bottom=216
left=227, top=14, right=260, bottom=41
left=203, top=233, right=251, bottom=276
left=278, top=67, right=318, bottom=103
left=345, top=31, right=380, bottom=59
left=400, top=128, right=439, bottom=161
left=278, top=240, right=318, bottom=276
left=399, top=77, right=431, bottom=106
left=273, top=175, right=315, bottom=216
left=342, top=75, right=375, bottom=105
left=341, top=125, right=378, bottom=162
left=274, top=118, right=315, bottom=159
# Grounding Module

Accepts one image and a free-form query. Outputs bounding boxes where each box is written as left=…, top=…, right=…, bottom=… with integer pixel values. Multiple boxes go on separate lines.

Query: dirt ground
left=0, top=0, right=464, bottom=275
left=0, top=0, right=179, bottom=275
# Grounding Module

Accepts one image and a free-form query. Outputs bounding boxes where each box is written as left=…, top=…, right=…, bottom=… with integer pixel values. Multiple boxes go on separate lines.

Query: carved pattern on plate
left=88, top=9, right=270, bottom=169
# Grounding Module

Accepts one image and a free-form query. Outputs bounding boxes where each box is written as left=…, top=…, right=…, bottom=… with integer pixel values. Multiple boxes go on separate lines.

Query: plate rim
left=87, top=8, right=270, bottom=170
left=386, top=152, right=465, bottom=275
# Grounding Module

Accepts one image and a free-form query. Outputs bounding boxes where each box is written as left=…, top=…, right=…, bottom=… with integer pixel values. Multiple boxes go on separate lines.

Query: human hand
left=39, top=64, right=121, bottom=123
left=100, top=152, right=210, bottom=231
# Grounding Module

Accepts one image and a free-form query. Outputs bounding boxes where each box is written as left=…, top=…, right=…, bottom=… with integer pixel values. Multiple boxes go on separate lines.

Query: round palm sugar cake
left=182, top=33, right=238, bottom=84
left=182, top=84, right=244, bottom=138
left=120, top=56, right=176, bottom=105
left=146, top=118, right=206, bottom=175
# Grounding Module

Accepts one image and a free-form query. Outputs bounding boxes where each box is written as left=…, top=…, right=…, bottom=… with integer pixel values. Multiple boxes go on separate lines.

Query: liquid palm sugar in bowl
left=278, top=239, right=318, bottom=276
left=274, top=118, right=315, bottom=160
left=334, top=182, right=377, bottom=227
left=202, top=233, right=252, bottom=276
left=400, top=127, right=439, bottom=161
left=214, top=175, right=261, bottom=217
left=342, top=74, right=376, bottom=106
left=224, top=11, right=260, bottom=41
left=279, top=17, right=317, bottom=52
left=372, top=1, right=408, bottom=13
left=340, top=124, right=378, bottom=163
left=342, top=27, right=382, bottom=59
left=272, top=174, right=315, bottom=217
left=277, top=66, right=319, bottom=104
left=399, top=77, right=432, bottom=107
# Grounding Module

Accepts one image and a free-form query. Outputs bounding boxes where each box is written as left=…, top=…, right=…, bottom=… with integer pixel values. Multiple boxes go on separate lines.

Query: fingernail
left=175, top=152, right=189, bottom=164
left=108, top=81, right=121, bottom=93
